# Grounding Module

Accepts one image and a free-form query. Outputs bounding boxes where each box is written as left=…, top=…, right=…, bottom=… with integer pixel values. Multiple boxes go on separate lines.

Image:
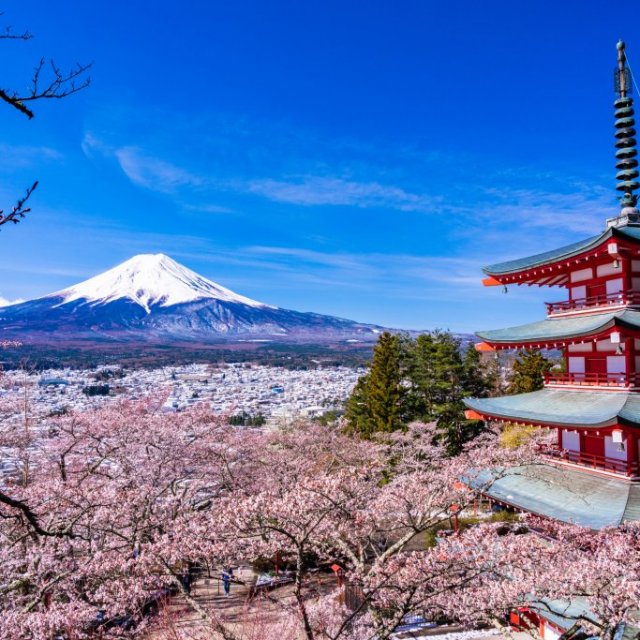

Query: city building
left=464, top=41, right=640, bottom=529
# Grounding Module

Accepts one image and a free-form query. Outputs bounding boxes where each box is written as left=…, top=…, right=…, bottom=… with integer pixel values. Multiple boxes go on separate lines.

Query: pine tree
left=344, top=332, right=404, bottom=437
left=345, top=332, right=496, bottom=451
left=429, top=332, right=468, bottom=455
left=344, top=374, right=372, bottom=437
left=507, top=348, right=552, bottom=394
left=406, top=335, right=494, bottom=455
left=366, top=332, right=404, bottom=434
left=405, top=333, right=438, bottom=421
left=463, top=344, right=499, bottom=398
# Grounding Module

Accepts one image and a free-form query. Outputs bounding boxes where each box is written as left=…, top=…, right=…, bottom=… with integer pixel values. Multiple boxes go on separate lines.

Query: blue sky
left=1, top=1, right=637, bottom=331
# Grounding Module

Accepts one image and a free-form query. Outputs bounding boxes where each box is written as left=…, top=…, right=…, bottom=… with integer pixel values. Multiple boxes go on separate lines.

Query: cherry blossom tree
left=1, top=399, right=638, bottom=640
left=0, top=397, right=258, bottom=638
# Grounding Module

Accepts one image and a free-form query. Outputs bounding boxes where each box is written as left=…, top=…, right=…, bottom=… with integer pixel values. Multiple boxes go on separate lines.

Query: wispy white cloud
left=181, top=202, right=234, bottom=214
left=245, top=245, right=484, bottom=289
left=246, top=176, right=442, bottom=211
left=82, top=133, right=204, bottom=194
left=114, top=147, right=204, bottom=193
left=477, top=187, right=613, bottom=233
left=0, top=144, right=62, bottom=169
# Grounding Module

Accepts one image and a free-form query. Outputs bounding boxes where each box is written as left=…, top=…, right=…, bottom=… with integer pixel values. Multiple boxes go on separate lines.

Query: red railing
left=544, top=372, right=640, bottom=387
left=545, top=290, right=640, bottom=315
left=538, top=444, right=639, bottom=476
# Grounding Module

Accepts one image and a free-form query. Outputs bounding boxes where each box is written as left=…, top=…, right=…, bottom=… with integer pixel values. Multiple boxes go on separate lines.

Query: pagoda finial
left=614, top=40, right=639, bottom=210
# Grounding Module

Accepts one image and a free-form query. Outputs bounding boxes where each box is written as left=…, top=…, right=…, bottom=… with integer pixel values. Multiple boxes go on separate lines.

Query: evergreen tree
left=344, top=332, right=404, bottom=437
left=507, top=348, right=552, bottom=394
left=345, top=331, right=496, bottom=452
left=463, top=344, right=498, bottom=398
left=366, top=332, right=404, bottom=434
left=403, top=334, right=494, bottom=455
left=344, top=374, right=372, bottom=436
left=405, top=333, right=438, bottom=421
left=428, top=332, right=469, bottom=455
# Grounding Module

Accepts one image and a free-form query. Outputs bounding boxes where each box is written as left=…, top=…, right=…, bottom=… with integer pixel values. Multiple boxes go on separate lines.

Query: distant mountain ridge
left=0, top=254, right=387, bottom=344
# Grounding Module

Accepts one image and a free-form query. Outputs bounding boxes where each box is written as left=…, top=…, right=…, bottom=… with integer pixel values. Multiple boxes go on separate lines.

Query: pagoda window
left=570, top=268, right=593, bottom=283
left=605, top=434, right=627, bottom=460
left=596, top=262, right=622, bottom=278
left=606, top=355, right=626, bottom=374
left=570, top=284, right=586, bottom=300
left=561, top=429, right=580, bottom=452
left=605, top=277, right=624, bottom=296
left=596, top=338, right=617, bottom=351
left=568, top=343, right=592, bottom=353
left=567, top=356, right=585, bottom=374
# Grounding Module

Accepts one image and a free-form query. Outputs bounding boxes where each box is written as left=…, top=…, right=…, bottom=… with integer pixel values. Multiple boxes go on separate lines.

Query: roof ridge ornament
left=615, top=42, right=639, bottom=206
left=608, top=41, right=640, bottom=228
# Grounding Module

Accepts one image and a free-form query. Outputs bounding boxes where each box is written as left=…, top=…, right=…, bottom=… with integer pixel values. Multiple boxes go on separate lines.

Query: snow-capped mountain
left=51, top=254, right=272, bottom=312
left=0, top=254, right=384, bottom=344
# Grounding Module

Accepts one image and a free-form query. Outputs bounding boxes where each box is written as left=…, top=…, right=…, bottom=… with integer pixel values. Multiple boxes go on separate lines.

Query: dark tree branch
left=0, top=489, right=76, bottom=538
left=0, top=14, right=32, bottom=41
left=0, top=181, right=37, bottom=228
left=0, top=15, right=91, bottom=232
left=0, top=58, right=92, bottom=120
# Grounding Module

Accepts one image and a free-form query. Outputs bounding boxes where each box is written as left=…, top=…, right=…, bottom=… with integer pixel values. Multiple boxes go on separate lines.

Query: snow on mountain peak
left=51, top=253, right=273, bottom=313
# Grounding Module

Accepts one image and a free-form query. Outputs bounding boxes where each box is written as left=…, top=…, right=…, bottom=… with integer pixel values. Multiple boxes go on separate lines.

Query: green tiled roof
left=529, top=597, right=638, bottom=640
left=528, top=597, right=598, bottom=631
left=464, top=388, right=640, bottom=427
left=470, top=464, right=640, bottom=528
left=483, top=224, right=640, bottom=276
left=477, top=309, right=640, bottom=344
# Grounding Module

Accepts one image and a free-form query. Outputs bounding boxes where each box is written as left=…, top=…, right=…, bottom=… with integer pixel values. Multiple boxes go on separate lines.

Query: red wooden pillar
left=627, top=429, right=639, bottom=476
left=624, top=336, right=634, bottom=379
left=628, top=337, right=637, bottom=385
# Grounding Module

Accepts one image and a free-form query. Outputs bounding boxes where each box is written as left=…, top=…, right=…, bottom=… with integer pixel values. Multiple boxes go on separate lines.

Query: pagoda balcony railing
left=537, top=443, right=639, bottom=477
left=545, top=290, right=640, bottom=315
left=544, top=371, right=640, bottom=388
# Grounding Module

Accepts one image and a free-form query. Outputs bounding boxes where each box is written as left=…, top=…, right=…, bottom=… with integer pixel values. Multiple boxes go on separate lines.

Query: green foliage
left=227, top=412, right=266, bottom=427
left=499, top=422, right=537, bottom=448
left=344, top=375, right=371, bottom=435
left=345, top=331, right=496, bottom=453
left=366, top=332, right=405, bottom=435
left=507, top=348, right=552, bottom=394
left=345, top=332, right=405, bottom=438
left=312, top=410, right=342, bottom=426
left=488, top=510, right=521, bottom=523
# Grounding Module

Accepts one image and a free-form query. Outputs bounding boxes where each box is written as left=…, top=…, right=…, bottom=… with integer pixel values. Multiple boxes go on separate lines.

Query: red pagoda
left=464, top=41, right=640, bottom=529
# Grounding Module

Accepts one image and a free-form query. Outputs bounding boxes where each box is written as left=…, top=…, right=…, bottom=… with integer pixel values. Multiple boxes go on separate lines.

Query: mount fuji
left=0, top=254, right=385, bottom=344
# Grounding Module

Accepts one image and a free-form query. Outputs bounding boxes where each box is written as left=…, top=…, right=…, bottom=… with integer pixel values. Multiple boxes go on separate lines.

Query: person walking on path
left=221, top=567, right=232, bottom=597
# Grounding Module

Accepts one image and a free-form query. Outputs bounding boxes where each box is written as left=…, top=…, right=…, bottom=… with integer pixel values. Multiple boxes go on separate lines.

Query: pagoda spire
left=615, top=40, right=639, bottom=209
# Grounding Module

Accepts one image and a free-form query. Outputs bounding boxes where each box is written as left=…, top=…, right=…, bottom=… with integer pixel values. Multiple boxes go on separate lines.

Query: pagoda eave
left=482, top=226, right=640, bottom=287
left=464, top=406, right=623, bottom=430
left=475, top=309, right=640, bottom=349
left=468, top=465, right=640, bottom=529
left=464, top=388, right=640, bottom=430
